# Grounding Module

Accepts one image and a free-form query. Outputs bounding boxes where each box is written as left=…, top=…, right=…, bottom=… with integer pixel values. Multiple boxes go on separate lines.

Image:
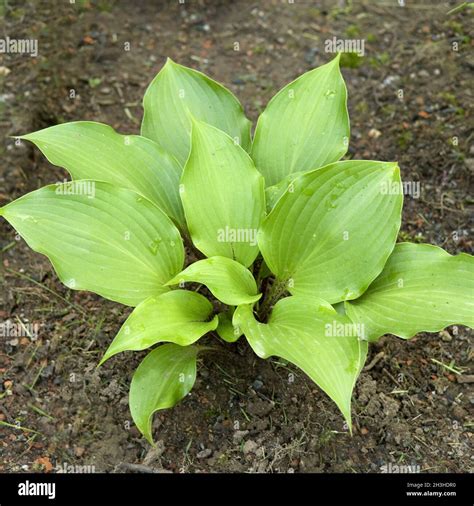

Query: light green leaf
left=234, top=297, right=368, bottom=429
left=258, top=160, right=403, bottom=304
left=100, top=290, right=218, bottom=364
left=251, top=54, right=349, bottom=186
left=0, top=181, right=184, bottom=306
left=345, top=243, right=474, bottom=341
left=216, top=309, right=242, bottom=343
left=141, top=59, right=251, bottom=165
left=265, top=171, right=304, bottom=212
left=166, top=256, right=261, bottom=306
left=20, top=121, right=185, bottom=230
left=130, top=344, right=201, bottom=444
left=180, top=120, right=265, bottom=267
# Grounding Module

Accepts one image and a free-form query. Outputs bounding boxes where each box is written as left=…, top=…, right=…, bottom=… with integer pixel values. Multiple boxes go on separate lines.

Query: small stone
left=252, top=379, right=264, bottom=390
left=382, top=75, right=399, bottom=87
left=458, top=375, right=474, bottom=384
left=242, top=440, right=258, bottom=455
left=304, top=47, right=318, bottom=64
left=143, top=441, right=165, bottom=465
left=257, top=461, right=267, bottom=472
left=452, top=404, right=467, bottom=421
left=196, top=448, right=212, bottom=459
left=74, top=446, right=85, bottom=457
left=368, top=128, right=382, bottom=139
left=247, top=400, right=274, bottom=416
left=233, top=430, right=249, bottom=443
left=464, top=158, right=474, bottom=172
left=439, top=330, right=452, bottom=342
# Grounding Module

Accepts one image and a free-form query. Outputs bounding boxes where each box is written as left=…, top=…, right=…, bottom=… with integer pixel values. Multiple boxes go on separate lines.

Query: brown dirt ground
left=0, top=0, right=473, bottom=474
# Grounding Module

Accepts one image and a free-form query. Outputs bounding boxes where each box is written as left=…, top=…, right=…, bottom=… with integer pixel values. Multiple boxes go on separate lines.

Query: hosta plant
left=1, top=55, right=473, bottom=444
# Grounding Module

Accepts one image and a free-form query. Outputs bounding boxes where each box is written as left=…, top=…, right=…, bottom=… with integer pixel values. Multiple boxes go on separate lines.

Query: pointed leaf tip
left=346, top=243, right=474, bottom=341
left=235, top=297, right=367, bottom=429
left=129, top=344, right=200, bottom=444
left=166, top=257, right=261, bottom=306
left=251, top=55, right=349, bottom=186
left=141, top=59, right=251, bottom=164
left=99, top=290, right=217, bottom=365
left=180, top=117, right=264, bottom=266
left=17, top=122, right=186, bottom=230
left=1, top=182, right=184, bottom=306
left=258, top=160, right=403, bottom=304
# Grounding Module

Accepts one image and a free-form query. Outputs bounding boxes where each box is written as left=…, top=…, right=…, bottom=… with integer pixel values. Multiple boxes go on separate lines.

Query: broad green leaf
left=20, top=121, right=185, bottom=230
left=251, top=54, right=349, bottom=186
left=345, top=243, right=474, bottom=341
left=180, top=120, right=265, bottom=267
left=216, top=310, right=242, bottom=343
left=130, top=344, right=201, bottom=444
left=141, top=58, right=251, bottom=165
left=234, top=297, right=368, bottom=429
left=258, top=160, right=403, bottom=304
left=100, top=290, right=218, bottom=364
left=265, top=171, right=304, bottom=212
left=166, top=256, right=261, bottom=306
left=0, top=181, right=184, bottom=306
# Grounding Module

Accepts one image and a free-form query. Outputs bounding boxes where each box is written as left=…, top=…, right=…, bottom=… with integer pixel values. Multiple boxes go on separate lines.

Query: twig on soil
left=382, top=368, right=402, bottom=387
left=5, top=268, right=86, bottom=315
left=363, top=351, right=385, bottom=371
left=0, top=420, right=42, bottom=436
left=456, top=374, right=474, bottom=384
left=116, top=463, right=172, bottom=474
left=413, top=435, right=431, bottom=449
left=431, top=358, right=465, bottom=375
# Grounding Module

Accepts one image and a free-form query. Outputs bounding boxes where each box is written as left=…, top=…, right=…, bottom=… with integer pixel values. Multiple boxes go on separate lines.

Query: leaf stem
left=258, top=278, right=288, bottom=321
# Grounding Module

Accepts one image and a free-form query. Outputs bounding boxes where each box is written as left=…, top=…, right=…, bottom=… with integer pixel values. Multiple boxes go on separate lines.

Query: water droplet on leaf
left=148, top=238, right=162, bottom=255
left=324, top=89, right=336, bottom=99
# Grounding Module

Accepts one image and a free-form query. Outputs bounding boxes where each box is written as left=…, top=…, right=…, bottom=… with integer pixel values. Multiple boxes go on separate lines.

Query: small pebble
left=242, top=440, right=258, bottom=455
left=252, top=379, right=264, bottom=390
left=233, top=430, right=249, bottom=443
left=196, top=448, right=212, bottom=459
